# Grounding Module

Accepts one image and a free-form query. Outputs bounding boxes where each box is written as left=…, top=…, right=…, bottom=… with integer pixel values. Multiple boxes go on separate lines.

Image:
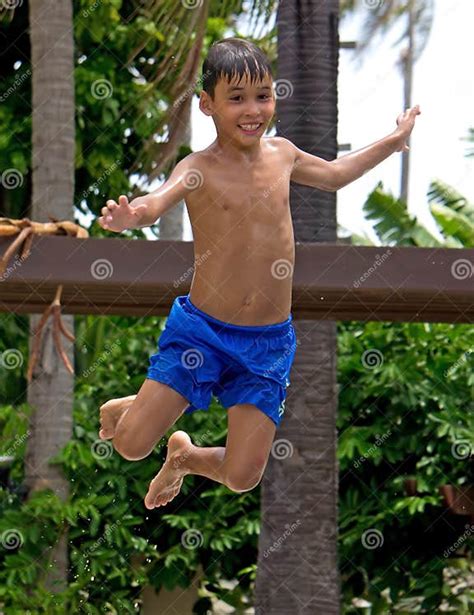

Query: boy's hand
left=394, top=104, right=421, bottom=152
left=98, top=195, right=148, bottom=232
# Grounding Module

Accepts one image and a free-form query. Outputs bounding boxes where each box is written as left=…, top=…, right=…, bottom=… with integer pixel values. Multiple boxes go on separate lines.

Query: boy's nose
left=244, top=102, right=260, bottom=116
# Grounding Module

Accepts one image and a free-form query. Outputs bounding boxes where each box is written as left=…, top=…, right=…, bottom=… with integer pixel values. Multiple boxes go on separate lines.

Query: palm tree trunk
left=255, top=1, right=341, bottom=612
left=25, top=0, right=75, bottom=594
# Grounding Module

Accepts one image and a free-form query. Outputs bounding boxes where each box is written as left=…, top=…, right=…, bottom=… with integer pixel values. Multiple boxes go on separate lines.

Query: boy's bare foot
left=99, top=395, right=136, bottom=439
left=144, top=430, right=193, bottom=509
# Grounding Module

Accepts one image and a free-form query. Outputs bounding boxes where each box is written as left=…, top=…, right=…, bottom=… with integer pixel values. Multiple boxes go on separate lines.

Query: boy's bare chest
left=191, top=161, right=291, bottom=216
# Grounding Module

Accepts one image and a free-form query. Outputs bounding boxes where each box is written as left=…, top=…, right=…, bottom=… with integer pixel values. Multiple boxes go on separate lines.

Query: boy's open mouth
left=238, top=123, right=263, bottom=135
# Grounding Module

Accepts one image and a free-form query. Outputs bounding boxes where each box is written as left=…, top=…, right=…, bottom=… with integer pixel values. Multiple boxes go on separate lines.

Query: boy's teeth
left=240, top=124, right=260, bottom=130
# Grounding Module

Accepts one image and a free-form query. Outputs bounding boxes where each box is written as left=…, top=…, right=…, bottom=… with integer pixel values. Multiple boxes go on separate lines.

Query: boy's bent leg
left=99, top=394, right=137, bottom=439
left=110, top=379, right=190, bottom=461
left=223, top=403, right=276, bottom=492
left=144, top=402, right=276, bottom=509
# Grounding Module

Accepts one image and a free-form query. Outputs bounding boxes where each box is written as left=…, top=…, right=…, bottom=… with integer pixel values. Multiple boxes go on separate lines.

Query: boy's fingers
left=118, top=194, right=129, bottom=205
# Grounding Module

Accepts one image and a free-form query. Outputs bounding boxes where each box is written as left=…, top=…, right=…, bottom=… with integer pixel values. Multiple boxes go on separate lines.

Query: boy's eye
left=229, top=95, right=271, bottom=101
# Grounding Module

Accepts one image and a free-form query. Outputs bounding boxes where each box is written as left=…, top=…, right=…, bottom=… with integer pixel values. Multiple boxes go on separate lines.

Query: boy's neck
left=213, top=134, right=264, bottom=162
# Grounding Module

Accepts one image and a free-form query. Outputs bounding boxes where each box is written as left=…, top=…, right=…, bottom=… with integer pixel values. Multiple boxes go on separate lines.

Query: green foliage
left=1, top=311, right=472, bottom=612
left=338, top=319, right=474, bottom=612
left=348, top=178, right=474, bottom=249
left=1, top=2, right=473, bottom=612
left=0, top=311, right=260, bottom=612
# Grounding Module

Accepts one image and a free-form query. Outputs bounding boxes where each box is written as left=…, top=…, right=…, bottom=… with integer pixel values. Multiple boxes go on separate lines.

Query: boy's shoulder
left=266, top=135, right=295, bottom=149
left=265, top=136, right=297, bottom=160
left=176, top=149, right=215, bottom=174
left=176, top=137, right=297, bottom=170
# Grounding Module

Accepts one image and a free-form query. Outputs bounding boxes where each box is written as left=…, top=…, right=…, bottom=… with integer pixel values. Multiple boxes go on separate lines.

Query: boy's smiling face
left=200, top=71, right=275, bottom=147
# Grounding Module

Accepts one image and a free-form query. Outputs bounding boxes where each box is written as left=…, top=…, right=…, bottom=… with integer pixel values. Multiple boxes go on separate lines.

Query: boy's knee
left=225, top=467, right=263, bottom=493
left=112, top=428, right=152, bottom=461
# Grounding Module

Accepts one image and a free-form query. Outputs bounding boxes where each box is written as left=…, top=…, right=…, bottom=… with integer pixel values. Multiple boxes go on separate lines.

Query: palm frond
left=461, top=127, right=474, bottom=158
left=427, top=179, right=474, bottom=224
left=352, top=0, right=433, bottom=65
left=362, top=182, right=442, bottom=246
left=429, top=203, right=474, bottom=248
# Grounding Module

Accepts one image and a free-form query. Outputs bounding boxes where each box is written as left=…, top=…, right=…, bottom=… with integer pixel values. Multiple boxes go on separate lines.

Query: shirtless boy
left=97, top=38, right=420, bottom=509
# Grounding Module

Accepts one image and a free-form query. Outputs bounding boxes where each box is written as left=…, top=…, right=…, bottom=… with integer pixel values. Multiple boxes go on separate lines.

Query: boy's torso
left=184, top=137, right=295, bottom=326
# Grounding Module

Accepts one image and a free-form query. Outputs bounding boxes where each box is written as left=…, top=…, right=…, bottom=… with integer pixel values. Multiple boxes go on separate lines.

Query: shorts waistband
left=178, top=295, right=292, bottom=336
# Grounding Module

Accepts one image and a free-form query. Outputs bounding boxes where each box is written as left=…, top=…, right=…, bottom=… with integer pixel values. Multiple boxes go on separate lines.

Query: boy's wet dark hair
left=202, top=37, right=273, bottom=99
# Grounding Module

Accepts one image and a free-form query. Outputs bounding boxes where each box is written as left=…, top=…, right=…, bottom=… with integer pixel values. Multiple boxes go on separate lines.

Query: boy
left=97, top=38, right=420, bottom=509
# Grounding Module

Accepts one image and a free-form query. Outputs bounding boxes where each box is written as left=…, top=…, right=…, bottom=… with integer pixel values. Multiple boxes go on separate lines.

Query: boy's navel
left=242, top=293, right=255, bottom=307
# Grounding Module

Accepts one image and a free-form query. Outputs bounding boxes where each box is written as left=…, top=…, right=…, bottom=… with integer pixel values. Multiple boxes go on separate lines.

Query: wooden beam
left=0, top=236, right=473, bottom=323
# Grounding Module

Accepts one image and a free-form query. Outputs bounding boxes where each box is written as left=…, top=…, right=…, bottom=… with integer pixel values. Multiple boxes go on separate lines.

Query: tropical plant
left=342, top=178, right=474, bottom=248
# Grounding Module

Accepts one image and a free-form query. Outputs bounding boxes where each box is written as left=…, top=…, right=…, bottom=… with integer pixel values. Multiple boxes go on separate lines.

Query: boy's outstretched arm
left=284, top=105, right=421, bottom=192
left=330, top=105, right=421, bottom=190
left=98, top=155, right=201, bottom=232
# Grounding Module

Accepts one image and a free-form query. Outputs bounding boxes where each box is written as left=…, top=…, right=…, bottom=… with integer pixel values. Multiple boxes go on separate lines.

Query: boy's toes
left=144, top=490, right=158, bottom=509
left=99, top=398, right=126, bottom=439
left=99, top=416, right=116, bottom=439
left=99, top=427, right=113, bottom=439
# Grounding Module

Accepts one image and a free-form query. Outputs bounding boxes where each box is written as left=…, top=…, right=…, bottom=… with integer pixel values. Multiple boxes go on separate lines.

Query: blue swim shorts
left=146, top=295, right=297, bottom=427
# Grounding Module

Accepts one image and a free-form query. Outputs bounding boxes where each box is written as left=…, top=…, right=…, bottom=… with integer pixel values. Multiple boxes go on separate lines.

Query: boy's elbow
left=327, top=161, right=340, bottom=191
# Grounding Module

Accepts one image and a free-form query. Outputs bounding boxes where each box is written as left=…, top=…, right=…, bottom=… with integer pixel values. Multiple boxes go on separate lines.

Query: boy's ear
left=199, top=91, right=213, bottom=117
